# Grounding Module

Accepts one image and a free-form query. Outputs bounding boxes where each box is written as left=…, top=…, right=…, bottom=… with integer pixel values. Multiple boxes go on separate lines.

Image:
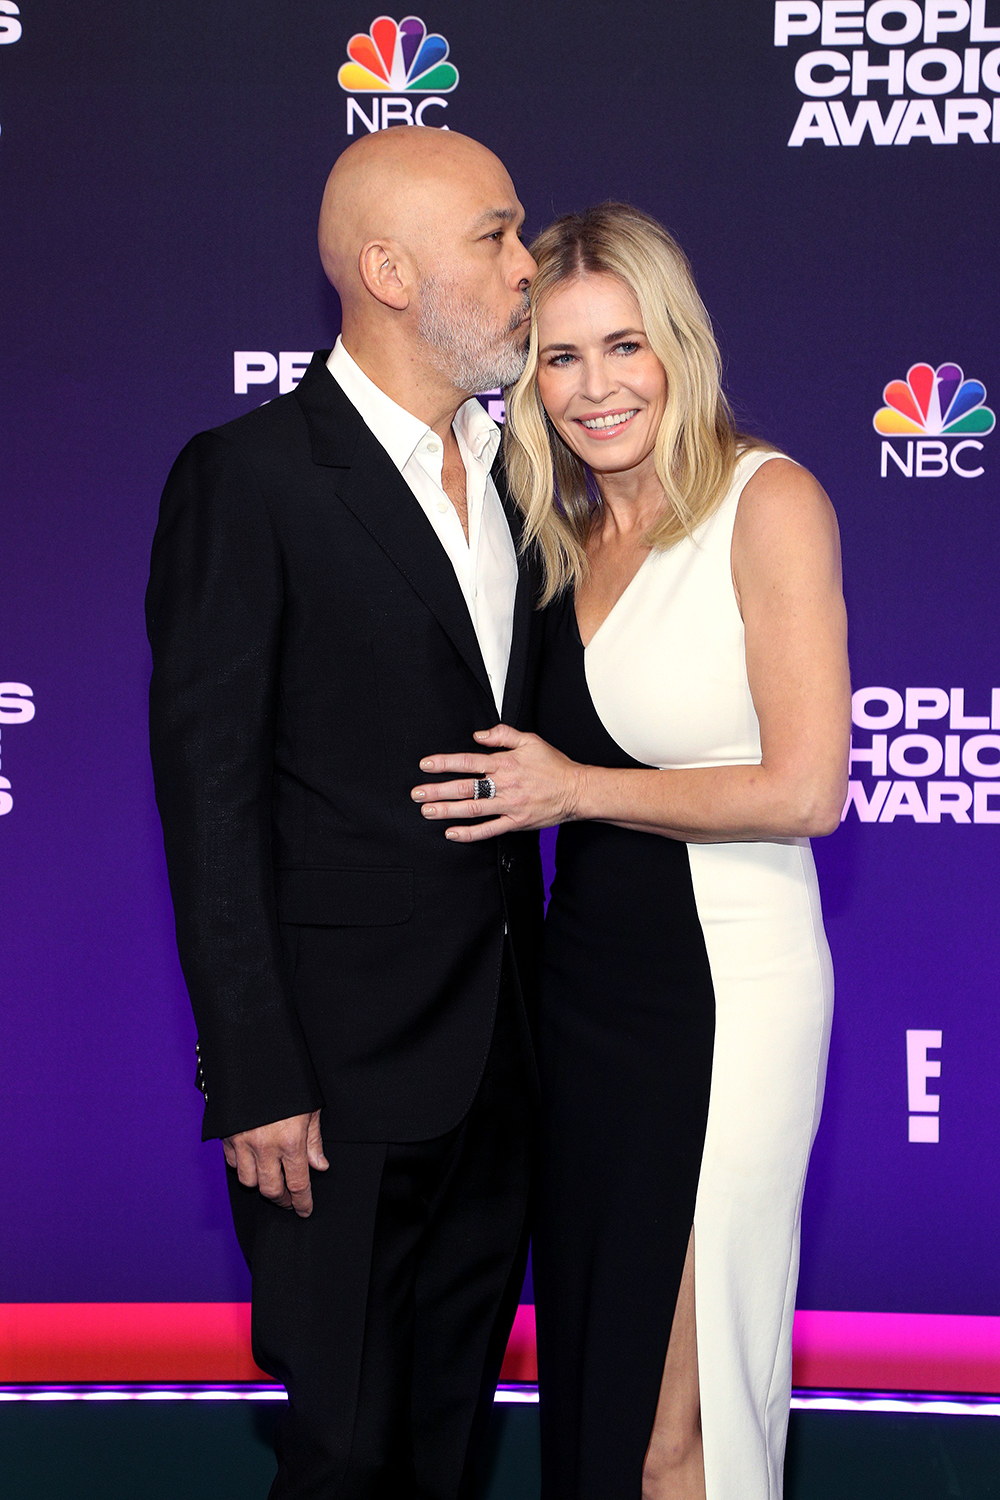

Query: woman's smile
left=575, top=407, right=640, bottom=436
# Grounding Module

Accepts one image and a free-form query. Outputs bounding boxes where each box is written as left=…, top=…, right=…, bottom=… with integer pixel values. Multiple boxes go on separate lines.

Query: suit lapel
left=296, top=353, right=494, bottom=705
left=494, top=454, right=536, bottom=727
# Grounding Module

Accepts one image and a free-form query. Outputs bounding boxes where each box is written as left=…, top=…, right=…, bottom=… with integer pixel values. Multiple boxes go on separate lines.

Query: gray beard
left=417, top=276, right=530, bottom=393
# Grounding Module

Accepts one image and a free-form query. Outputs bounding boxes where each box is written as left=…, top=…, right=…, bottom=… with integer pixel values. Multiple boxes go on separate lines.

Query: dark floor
left=1, top=1399, right=999, bottom=1498
left=784, top=1409, right=1000, bottom=1499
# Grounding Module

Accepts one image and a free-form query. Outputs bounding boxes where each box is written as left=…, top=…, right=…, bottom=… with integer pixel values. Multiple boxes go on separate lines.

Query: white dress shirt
left=327, top=338, right=517, bottom=715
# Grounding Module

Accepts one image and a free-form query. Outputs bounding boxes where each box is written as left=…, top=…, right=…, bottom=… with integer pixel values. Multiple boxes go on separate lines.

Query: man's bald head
left=318, top=128, right=512, bottom=304
left=317, top=127, right=535, bottom=400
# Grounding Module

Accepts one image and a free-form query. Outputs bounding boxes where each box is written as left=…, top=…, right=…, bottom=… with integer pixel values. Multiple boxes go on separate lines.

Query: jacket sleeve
left=146, top=430, right=324, bottom=1140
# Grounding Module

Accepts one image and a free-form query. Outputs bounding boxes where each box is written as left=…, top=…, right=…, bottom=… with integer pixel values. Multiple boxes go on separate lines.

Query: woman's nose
left=580, top=358, right=616, bottom=404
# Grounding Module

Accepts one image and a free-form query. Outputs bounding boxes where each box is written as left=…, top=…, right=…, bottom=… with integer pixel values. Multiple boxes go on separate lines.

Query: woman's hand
left=412, top=724, right=583, bottom=842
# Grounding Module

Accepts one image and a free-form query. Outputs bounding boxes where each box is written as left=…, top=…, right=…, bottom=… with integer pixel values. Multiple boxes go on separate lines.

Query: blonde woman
left=411, top=204, right=850, bottom=1500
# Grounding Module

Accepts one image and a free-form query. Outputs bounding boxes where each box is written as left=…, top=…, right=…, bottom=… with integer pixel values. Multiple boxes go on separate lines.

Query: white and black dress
left=533, top=451, right=833, bottom=1500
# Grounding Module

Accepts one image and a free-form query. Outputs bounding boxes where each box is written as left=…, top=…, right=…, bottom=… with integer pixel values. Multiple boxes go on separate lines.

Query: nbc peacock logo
left=339, top=15, right=458, bottom=135
left=874, top=363, right=995, bottom=481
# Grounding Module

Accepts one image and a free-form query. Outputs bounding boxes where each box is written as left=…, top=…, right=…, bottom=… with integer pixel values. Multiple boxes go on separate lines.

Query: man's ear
left=358, top=240, right=411, bottom=310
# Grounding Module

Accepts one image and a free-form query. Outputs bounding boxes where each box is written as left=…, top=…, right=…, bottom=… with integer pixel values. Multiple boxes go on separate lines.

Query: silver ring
left=473, top=777, right=496, bottom=801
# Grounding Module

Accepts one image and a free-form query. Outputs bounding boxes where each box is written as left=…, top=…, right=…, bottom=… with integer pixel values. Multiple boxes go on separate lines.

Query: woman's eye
left=546, top=353, right=575, bottom=367
left=614, top=341, right=640, bottom=355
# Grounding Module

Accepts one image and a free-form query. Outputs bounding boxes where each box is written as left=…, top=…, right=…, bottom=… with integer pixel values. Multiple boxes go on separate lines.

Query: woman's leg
left=642, top=1230, right=705, bottom=1500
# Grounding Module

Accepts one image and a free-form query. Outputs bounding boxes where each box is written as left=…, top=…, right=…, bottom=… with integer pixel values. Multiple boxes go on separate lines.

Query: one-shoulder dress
left=533, top=450, right=834, bottom=1500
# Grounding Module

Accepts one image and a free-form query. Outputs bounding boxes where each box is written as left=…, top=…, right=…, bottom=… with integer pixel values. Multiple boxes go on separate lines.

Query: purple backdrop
left=2, top=0, right=998, bottom=1315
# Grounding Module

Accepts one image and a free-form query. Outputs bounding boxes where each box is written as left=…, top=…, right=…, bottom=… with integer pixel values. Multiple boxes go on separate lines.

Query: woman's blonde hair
left=504, top=202, right=770, bottom=604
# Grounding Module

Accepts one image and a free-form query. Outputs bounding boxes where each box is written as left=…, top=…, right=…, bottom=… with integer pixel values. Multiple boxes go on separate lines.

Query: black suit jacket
left=147, top=351, right=543, bottom=1142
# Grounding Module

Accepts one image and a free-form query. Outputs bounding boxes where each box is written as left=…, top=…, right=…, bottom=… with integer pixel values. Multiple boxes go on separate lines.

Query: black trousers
left=228, top=948, right=536, bottom=1500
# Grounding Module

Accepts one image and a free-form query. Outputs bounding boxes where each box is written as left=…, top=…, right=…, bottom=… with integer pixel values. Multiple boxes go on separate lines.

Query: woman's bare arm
left=412, top=460, right=851, bottom=844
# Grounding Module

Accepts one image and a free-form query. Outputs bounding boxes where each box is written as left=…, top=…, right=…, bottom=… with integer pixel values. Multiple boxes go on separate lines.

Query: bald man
left=147, top=129, right=542, bottom=1498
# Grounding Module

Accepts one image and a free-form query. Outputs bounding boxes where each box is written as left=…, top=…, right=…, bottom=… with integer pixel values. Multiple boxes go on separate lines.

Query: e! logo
left=906, top=1029, right=942, bottom=1143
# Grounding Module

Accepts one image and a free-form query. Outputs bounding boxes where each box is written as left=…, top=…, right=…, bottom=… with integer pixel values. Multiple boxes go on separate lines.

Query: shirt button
left=426, top=439, right=440, bottom=453
left=436, top=500, right=449, bottom=513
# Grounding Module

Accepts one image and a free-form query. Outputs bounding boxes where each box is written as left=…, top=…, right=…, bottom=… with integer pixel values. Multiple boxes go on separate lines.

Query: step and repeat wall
left=2, top=1, right=998, bottom=1326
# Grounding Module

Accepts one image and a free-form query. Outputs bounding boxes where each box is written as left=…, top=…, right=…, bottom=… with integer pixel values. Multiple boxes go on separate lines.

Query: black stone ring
left=473, top=777, right=496, bottom=801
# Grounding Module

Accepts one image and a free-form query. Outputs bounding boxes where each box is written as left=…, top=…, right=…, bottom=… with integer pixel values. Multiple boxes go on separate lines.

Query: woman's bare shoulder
left=741, top=454, right=830, bottom=506
left=735, top=456, right=838, bottom=550
left=732, top=456, right=842, bottom=596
